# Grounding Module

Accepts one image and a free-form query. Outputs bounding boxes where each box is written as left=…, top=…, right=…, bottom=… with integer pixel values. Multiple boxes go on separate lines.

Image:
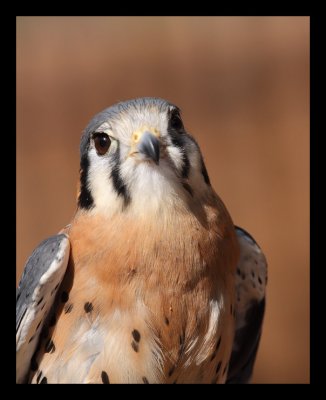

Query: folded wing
left=16, top=234, right=70, bottom=383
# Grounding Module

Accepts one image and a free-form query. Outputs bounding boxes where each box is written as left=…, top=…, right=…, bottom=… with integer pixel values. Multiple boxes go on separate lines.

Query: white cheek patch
left=166, top=145, right=184, bottom=173
left=88, top=148, right=124, bottom=216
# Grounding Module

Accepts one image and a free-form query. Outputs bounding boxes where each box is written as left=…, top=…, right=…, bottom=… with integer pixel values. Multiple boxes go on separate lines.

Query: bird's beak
left=130, top=128, right=160, bottom=165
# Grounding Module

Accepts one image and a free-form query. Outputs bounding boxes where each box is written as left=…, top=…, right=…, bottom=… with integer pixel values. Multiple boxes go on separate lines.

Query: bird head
left=78, top=98, right=212, bottom=217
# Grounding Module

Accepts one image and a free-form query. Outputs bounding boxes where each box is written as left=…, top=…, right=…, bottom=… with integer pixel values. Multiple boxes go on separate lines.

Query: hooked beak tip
left=137, top=131, right=160, bottom=165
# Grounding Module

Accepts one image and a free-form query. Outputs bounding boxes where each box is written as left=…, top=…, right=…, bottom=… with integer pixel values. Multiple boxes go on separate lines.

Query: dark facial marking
left=101, top=371, right=110, bottom=384
left=40, top=376, right=47, bottom=384
left=258, top=276, right=263, bottom=285
left=84, top=302, right=93, bottom=313
left=132, top=329, right=141, bottom=343
left=169, top=109, right=184, bottom=131
left=142, top=377, right=149, bottom=384
left=168, top=365, right=175, bottom=377
left=110, top=145, right=130, bottom=207
left=164, top=317, right=169, bottom=326
left=78, top=154, right=94, bottom=209
left=28, top=335, right=35, bottom=343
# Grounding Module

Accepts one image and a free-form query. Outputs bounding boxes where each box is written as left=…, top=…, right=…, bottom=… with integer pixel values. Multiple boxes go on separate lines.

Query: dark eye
left=170, top=111, right=184, bottom=131
left=93, top=133, right=111, bottom=155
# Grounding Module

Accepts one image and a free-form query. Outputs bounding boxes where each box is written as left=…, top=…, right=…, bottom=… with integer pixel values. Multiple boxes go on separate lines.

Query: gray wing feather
left=16, top=234, right=70, bottom=383
left=226, top=226, right=267, bottom=384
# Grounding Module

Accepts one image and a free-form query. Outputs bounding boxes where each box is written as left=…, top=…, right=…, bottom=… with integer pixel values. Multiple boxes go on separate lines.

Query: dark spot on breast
left=173, top=380, right=177, bottom=384
left=41, top=303, right=46, bottom=310
left=28, top=335, right=34, bottom=343
left=168, top=365, right=175, bottom=377
left=223, top=363, right=229, bottom=375
left=30, top=354, right=38, bottom=371
left=36, top=371, right=42, bottom=384
left=17, top=292, right=21, bottom=301
left=237, top=295, right=241, bottom=302
left=241, top=273, right=246, bottom=280
left=236, top=268, right=241, bottom=276
left=42, top=325, right=49, bottom=339
left=178, top=332, right=186, bottom=356
left=132, top=329, right=141, bottom=343
left=142, top=377, right=149, bottom=384
left=215, top=361, right=222, bottom=375
left=35, top=320, right=42, bottom=332
left=61, top=291, right=69, bottom=303
left=84, top=302, right=93, bottom=313
left=37, top=297, right=43, bottom=306
left=251, top=270, right=255, bottom=278
left=215, top=336, right=221, bottom=351
left=131, top=341, right=139, bottom=352
left=49, top=314, right=56, bottom=327
left=64, top=303, right=73, bottom=313
left=165, top=317, right=169, bottom=325
left=101, top=371, right=110, bottom=384
left=40, top=376, right=47, bottom=384
left=258, top=276, right=263, bottom=285
left=45, top=339, right=55, bottom=354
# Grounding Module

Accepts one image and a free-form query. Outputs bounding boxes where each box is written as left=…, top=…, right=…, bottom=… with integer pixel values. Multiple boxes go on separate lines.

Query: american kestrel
left=16, top=98, right=267, bottom=384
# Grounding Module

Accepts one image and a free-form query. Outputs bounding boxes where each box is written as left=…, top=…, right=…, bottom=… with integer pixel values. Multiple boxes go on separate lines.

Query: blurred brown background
left=16, top=17, right=309, bottom=383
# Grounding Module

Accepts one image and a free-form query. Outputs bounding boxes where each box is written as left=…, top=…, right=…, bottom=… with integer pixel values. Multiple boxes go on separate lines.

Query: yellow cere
left=132, top=126, right=160, bottom=144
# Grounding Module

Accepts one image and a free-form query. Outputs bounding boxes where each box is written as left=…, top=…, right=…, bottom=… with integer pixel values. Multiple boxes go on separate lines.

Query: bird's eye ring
left=93, top=132, right=111, bottom=155
left=170, top=111, right=184, bottom=131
